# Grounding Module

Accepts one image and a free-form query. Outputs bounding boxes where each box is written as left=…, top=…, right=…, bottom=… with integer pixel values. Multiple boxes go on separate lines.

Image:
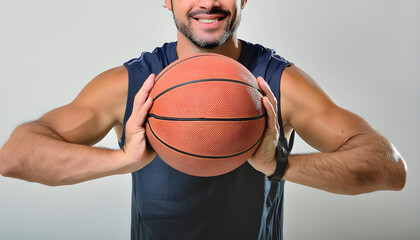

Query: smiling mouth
left=194, top=16, right=229, bottom=24
left=189, top=9, right=230, bottom=24
left=196, top=18, right=221, bottom=23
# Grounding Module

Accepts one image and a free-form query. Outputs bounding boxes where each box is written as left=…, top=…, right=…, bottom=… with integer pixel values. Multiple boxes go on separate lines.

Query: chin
left=192, top=34, right=231, bottom=49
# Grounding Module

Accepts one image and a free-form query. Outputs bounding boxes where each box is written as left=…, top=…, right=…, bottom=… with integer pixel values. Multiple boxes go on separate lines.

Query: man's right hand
left=120, top=74, right=156, bottom=173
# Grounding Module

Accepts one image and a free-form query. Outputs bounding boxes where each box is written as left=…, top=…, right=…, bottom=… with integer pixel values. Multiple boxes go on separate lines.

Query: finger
left=128, top=74, right=155, bottom=129
left=137, top=97, right=153, bottom=126
left=262, top=96, right=279, bottom=138
left=257, top=77, right=278, bottom=114
left=133, top=74, right=155, bottom=111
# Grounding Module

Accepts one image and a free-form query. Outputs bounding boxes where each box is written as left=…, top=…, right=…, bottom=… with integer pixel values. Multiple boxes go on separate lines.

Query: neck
left=176, top=32, right=242, bottom=60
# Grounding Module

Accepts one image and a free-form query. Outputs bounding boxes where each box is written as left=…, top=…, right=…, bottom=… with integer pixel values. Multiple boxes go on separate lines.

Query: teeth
left=197, top=18, right=219, bottom=23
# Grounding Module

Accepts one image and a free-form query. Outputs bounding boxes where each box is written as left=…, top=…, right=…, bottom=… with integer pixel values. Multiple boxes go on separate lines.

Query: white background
left=0, top=0, right=419, bottom=239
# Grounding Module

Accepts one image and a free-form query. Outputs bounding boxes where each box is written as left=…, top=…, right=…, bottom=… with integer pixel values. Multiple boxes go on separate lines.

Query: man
left=0, top=0, right=407, bottom=239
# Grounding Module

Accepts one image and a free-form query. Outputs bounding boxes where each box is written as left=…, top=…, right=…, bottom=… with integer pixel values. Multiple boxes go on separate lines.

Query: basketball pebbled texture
left=145, top=53, right=266, bottom=177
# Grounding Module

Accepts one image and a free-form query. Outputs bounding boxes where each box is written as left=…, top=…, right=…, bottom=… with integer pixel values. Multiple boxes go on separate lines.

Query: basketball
left=145, top=53, right=266, bottom=177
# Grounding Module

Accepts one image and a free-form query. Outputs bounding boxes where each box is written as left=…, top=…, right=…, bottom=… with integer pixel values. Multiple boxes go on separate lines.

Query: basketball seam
left=147, top=113, right=266, bottom=122
left=153, top=78, right=262, bottom=101
left=146, top=120, right=264, bottom=159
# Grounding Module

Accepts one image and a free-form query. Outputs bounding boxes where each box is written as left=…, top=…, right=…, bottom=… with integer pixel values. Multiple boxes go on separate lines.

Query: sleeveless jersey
left=121, top=40, right=293, bottom=240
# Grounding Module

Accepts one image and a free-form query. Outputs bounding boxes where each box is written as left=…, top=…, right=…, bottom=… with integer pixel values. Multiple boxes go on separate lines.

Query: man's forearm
left=283, top=133, right=407, bottom=195
left=0, top=122, right=127, bottom=186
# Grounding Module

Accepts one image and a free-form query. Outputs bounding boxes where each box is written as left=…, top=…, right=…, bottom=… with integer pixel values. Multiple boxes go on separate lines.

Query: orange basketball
left=145, top=53, right=266, bottom=177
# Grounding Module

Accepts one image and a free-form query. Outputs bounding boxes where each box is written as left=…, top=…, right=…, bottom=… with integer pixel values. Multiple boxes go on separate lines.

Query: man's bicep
left=38, top=66, right=128, bottom=146
left=292, top=105, right=373, bottom=152
left=281, top=65, right=373, bottom=152
left=38, top=103, right=116, bottom=146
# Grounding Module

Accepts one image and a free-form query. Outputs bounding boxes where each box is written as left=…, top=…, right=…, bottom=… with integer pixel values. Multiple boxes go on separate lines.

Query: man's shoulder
left=240, top=40, right=292, bottom=85
left=241, top=40, right=290, bottom=63
left=124, top=42, right=178, bottom=71
left=240, top=40, right=291, bottom=73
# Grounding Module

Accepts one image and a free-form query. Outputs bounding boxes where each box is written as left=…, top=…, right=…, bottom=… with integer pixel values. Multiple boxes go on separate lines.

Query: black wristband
left=267, top=142, right=289, bottom=182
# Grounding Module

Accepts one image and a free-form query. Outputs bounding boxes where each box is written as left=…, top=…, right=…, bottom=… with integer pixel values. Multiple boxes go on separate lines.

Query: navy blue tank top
left=121, top=40, right=293, bottom=240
